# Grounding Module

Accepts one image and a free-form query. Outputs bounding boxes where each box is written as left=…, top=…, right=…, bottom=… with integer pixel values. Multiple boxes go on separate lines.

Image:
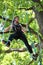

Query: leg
left=2, top=32, right=18, bottom=47
left=19, top=32, right=38, bottom=60
left=19, top=32, right=33, bottom=54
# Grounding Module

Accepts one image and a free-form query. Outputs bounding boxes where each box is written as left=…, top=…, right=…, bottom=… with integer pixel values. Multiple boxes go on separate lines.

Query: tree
left=0, top=0, right=43, bottom=65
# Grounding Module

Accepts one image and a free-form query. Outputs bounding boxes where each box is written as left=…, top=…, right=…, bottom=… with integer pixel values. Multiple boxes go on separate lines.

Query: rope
left=37, top=31, right=42, bottom=65
left=0, top=18, right=7, bottom=42
left=1, top=2, right=7, bottom=41
left=5, top=9, right=15, bottom=46
left=0, top=23, right=4, bottom=41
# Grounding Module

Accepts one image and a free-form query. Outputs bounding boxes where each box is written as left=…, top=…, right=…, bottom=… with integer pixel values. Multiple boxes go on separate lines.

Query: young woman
left=2, top=16, right=38, bottom=60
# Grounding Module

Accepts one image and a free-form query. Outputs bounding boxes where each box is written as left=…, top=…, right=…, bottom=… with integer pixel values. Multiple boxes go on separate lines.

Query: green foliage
left=0, top=0, right=43, bottom=65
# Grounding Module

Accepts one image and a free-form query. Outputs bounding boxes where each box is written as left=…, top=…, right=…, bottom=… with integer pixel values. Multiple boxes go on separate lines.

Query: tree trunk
left=33, top=7, right=43, bottom=49
left=35, top=11, right=43, bottom=35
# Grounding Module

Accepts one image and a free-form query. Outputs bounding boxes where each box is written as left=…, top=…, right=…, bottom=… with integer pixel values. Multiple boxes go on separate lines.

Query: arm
left=22, top=27, right=27, bottom=32
left=4, top=25, right=12, bottom=33
left=21, top=24, right=28, bottom=32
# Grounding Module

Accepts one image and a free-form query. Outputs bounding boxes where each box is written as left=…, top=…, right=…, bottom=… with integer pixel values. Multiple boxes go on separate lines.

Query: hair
left=14, top=16, right=19, bottom=20
left=12, top=16, right=19, bottom=23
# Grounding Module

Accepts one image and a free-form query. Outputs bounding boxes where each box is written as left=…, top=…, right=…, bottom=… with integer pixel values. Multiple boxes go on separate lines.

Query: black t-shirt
left=12, top=23, right=22, bottom=32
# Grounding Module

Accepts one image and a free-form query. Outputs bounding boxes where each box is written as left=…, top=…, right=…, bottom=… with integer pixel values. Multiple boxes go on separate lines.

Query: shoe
left=2, top=40, right=10, bottom=47
left=2, top=40, right=7, bottom=44
left=32, top=53, right=38, bottom=60
left=6, top=42, right=10, bottom=47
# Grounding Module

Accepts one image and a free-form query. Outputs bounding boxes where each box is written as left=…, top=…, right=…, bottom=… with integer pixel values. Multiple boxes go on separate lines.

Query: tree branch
left=1, top=48, right=27, bottom=53
left=27, top=18, right=35, bottom=24
left=18, top=7, right=33, bottom=10
left=28, top=60, right=34, bottom=65
left=0, top=16, right=11, bottom=22
left=0, top=31, right=13, bottom=34
left=0, top=42, right=43, bottom=54
left=32, top=0, right=40, bottom=3
left=32, top=0, right=43, bottom=8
